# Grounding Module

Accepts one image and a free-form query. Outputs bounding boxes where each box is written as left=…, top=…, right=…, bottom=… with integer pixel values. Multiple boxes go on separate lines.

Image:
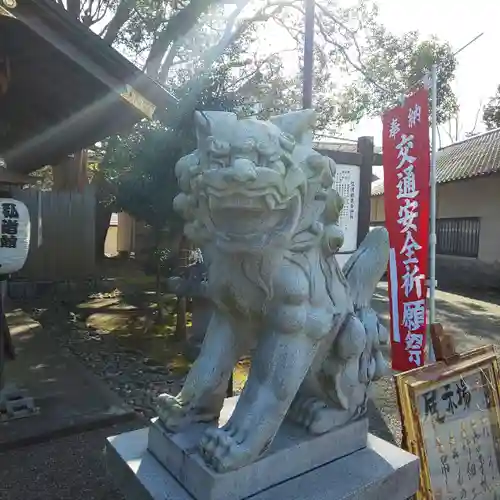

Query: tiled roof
left=371, top=128, right=500, bottom=196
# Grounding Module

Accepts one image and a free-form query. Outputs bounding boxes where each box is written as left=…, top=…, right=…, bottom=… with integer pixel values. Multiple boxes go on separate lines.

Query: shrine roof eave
left=0, top=0, right=177, bottom=174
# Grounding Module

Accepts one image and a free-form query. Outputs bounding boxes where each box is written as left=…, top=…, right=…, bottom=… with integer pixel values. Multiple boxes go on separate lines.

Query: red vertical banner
left=382, top=88, right=431, bottom=372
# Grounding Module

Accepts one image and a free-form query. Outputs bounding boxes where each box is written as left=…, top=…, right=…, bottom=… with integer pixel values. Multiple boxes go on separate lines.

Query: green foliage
left=483, top=85, right=500, bottom=130
left=101, top=42, right=247, bottom=242
left=335, top=29, right=458, bottom=126
left=107, top=121, right=184, bottom=237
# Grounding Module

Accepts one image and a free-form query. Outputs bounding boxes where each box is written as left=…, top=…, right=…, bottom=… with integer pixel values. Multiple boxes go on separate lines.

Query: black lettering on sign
left=423, top=389, right=445, bottom=423
left=1, top=202, right=18, bottom=219
left=423, top=390, right=439, bottom=417
left=1, top=218, right=18, bottom=235
left=442, top=384, right=458, bottom=415
left=440, top=454, right=450, bottom=485
left=1, top=234, right=17, bottom=248
left=467, top=461, right=477, bottom=480
left=456, top=378, right=472, bottom=409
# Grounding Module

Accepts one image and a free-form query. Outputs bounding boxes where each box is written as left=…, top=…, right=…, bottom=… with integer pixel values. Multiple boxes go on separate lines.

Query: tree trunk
left=91, top=170, right=115, bottom=261
left=95, top=201, right=113, bottom=260
left=174, top=234, right=190, bottom=340
left=144, top=0, right=219, bottom=77
left=102, top=0, right=135, bottom=44
left=154, top=229, right=164, bottom=323
left=175, top=296, right=187, bottom=340
left=155, top=257, right=163, bottom=322
left=52, top=150, right=89, bottom=192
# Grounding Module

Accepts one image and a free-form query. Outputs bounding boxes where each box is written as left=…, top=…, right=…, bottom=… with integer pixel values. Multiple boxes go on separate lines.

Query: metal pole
left=302, top=0, right=315, bottom=109
left=428, top=63, right=438, bottom=363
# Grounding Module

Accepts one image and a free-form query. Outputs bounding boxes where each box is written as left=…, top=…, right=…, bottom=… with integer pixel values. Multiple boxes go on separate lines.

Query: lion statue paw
left=156, top=393, right=189, bottom=431
left=156, top=392, right=222, bottom=431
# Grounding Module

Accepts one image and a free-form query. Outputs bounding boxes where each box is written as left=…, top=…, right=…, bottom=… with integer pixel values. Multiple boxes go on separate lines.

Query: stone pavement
left=1, top=309, right=136, bottom=451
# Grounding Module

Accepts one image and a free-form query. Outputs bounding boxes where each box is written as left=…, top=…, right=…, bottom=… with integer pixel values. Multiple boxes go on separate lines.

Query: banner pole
left=428, top=63, right=438, bottom=363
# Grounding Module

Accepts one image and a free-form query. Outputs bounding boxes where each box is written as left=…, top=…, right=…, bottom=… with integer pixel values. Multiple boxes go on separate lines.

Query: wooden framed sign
left=396, top=345, right=500, bottom=499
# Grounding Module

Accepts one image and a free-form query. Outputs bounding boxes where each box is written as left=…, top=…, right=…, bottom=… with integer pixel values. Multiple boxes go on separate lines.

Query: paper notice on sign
left=334, top=164, right=360, bottom=253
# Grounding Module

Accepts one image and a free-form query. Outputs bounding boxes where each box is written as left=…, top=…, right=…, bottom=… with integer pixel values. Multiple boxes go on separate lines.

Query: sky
left=97, top=0, right=500, bottom=156
left=347, top=0, right=500, bottom=147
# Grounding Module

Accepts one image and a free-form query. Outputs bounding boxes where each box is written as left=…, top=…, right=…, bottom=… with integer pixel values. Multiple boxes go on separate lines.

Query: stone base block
left=147, top=397, right=368, bottom=500
left=105, top=427, right=419, bottom=500
left=0, top=384, right=38, bottom=422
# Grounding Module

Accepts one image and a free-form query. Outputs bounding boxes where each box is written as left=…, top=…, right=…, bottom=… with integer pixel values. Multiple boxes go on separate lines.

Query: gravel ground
left=29, top=291, right=402, bottom=445
left=42, top=316, right=185, bottom=421
left=0, top=420, right=142, bottom=500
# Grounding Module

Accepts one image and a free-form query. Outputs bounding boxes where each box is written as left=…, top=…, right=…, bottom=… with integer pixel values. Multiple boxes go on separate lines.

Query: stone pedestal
left=105, top=398, right=419, bottom=500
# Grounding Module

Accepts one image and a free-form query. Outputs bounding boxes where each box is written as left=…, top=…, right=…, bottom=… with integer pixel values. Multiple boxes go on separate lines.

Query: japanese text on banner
left=382, top=88, right=431, bottom=372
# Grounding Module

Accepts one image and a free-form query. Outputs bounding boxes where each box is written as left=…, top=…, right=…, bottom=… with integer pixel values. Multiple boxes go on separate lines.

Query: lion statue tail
left=343, top=226, right=391, bottom=379
left=322, top=227, right=391, bottom=414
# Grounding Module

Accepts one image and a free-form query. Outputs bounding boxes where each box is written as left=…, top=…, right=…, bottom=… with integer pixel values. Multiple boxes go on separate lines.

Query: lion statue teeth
left=157, top=109, right=390, bottom=473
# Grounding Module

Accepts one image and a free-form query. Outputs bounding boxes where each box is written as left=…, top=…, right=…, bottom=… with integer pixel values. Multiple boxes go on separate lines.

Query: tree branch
left=158, top=1, right=249, bottom=82
left=314, top=11, right=389, bottom=95
left=102, top=0, right=137, bottom=44
left=468, top=101, right=483, bottom=137
left=66, top=0, right=80, bottom=19
left=229, top=49, right=294, bottom=93
left=158, top=41, right=183, bottom=83
left=145, top=0, right=224, bottom=77
left=148, top=0, right=295, bottom=80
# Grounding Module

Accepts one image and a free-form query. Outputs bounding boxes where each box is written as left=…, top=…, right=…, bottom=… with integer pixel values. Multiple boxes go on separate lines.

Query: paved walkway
left=1, top=309, right=136, bottom=451
left=369, top=283, right=500, bottom=446
left=373, top=283, right=500, bottom=352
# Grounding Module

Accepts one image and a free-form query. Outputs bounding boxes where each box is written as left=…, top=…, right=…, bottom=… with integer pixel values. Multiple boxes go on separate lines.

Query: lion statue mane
left=156, top=109, right=390, bottom=473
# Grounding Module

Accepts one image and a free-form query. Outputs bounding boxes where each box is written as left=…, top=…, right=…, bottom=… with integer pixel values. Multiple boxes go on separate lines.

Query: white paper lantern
left=0, top=198, right=30, bottom=275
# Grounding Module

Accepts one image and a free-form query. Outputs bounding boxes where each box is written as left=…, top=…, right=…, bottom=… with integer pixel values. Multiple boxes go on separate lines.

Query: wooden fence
left=11, top=186, right=96, bottom=281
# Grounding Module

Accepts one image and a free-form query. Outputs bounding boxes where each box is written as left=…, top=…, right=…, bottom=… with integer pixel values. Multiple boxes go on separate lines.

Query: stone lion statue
left=156, top=109, right=390, bottom=473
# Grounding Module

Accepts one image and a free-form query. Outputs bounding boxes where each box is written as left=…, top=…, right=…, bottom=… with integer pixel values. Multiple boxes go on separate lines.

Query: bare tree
left=439, top=101, right=483, bottom=145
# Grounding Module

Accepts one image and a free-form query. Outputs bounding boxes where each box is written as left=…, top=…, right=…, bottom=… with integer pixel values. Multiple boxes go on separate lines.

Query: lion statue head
left=173, top=110, right=346, bottom=316
left=174, top=110, right=344, bottom=251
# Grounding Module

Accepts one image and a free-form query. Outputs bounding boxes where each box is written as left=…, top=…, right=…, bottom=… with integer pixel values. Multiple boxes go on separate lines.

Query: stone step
left=0, top=384, right=38, bottom=422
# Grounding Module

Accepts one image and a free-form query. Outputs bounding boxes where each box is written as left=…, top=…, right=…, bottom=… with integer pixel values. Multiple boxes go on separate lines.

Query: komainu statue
left=156, top=109, right=390, bottom=473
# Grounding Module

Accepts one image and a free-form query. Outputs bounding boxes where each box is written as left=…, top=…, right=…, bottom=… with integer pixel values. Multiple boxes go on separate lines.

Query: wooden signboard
left=396, top=344, right=500, bottom=499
